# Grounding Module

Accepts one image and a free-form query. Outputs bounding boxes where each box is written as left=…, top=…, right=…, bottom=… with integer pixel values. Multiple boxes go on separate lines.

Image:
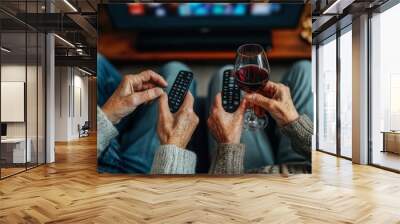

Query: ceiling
left=0, top=0, right=100, bottom=73
left=312, top=0, right=390, bottom=43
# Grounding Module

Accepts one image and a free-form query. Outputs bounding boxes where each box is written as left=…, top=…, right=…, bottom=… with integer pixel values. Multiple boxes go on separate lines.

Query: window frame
left=314, top=21, right=353, bottom=160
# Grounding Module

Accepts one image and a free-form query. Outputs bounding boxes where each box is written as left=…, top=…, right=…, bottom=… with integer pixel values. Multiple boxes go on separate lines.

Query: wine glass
left=234, top=43, right=270, bottom=130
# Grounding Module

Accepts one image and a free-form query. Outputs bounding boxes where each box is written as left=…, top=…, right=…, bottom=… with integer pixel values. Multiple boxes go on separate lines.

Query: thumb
left=235, top=98, right=247, bottom=116
left=158, top=92, right=170, bottom=116
left=179, top=91, right=195, bottom=111
left=244, top=93, right=275, bottom=111
left=213, top=93, right=223, bottom=110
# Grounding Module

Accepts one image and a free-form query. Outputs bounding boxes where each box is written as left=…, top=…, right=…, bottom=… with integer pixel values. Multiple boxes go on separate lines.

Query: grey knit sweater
left=97, top=107, right=313, bottom=175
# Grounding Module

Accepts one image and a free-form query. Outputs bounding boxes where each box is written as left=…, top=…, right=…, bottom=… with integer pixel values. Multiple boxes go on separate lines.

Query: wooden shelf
left=99, top=28, right=310, bottom=62
left=98, top=6, right=311, bottom=62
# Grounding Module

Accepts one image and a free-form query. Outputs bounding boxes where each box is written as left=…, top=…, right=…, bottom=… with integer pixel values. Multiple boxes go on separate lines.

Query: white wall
left=72, top=73, right=89, bottom=138
left=1, top=65, right=26, bottom=139
left=54, top=67, right=89, bottom=141
left=1, top=64, right=46, bottom=164
left=1, top=65, right=39, bottom=138
left=55, top=66, right=69, bottom=141
left=1, top=82, right=25, bottom=122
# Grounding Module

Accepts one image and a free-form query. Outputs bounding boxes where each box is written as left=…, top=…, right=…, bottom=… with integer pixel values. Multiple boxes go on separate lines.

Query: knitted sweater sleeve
left=209, top=144, right=245, bottom=175
left=97, top=106, right=119, bottom=159
left=209, top=115, right=313, bottom=175
left=280, top=114, right=313, bottom=160
left=150, top=145, right=197, bottom=174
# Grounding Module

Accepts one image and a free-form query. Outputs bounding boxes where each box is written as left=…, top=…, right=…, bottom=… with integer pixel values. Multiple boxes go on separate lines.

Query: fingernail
left=156, top=87, right=163, bottom=94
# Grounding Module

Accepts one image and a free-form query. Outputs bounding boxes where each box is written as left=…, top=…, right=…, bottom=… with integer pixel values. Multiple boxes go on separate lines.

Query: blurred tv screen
left=106, top=3, right=303, bottom=31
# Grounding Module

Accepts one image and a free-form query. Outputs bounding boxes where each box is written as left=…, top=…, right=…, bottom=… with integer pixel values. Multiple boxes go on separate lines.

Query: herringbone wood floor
left=1, top=135, right=400, bottom=224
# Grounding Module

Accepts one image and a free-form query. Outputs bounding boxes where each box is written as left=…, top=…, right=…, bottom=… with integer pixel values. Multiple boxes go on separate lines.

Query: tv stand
left=135, top=30, right=272, bottom=52
left=99, top=29, right=311, bottom=61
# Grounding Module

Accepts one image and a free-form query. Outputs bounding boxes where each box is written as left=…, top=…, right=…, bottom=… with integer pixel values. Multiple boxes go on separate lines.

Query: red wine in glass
left=235, top=65, right=269, bottom=93
left=234, top=43, right=270, bottom=130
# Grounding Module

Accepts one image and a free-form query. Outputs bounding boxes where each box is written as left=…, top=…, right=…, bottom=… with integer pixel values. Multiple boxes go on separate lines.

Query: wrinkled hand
left=207, top=93, right=247, bottom=144
left=157, top=92, right=199, bottom=149
left=102, top=70, right=168, bottom=124
left=245, top=81, right=299, bottom=127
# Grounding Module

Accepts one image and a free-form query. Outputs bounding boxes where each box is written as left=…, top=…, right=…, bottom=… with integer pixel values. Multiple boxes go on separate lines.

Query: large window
left=370, top=3, right=400, bottom=171
left=316, top=26, right=352, bottom=159
left=0, top=1, right=46, bottom=179
left=317, top=36, right=337, bottom=154
left=315, top=1, right=400, bottom=171
left=339, top=28, right=352, bottom=158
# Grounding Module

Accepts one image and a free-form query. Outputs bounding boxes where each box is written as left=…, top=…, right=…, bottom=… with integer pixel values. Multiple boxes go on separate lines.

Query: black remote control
left=222, top=69, right=241, bottom=113
left=168, top=70, right=194, bottom=113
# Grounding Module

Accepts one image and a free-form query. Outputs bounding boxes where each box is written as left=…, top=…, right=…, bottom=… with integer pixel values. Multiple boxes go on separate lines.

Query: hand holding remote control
left=208, top=93, right=247, bottom=144
left=158, top=92, right=199, bottom=149
left=168, top=71, right=194, bottom=113
left=221, top=69, right=241, bottom=113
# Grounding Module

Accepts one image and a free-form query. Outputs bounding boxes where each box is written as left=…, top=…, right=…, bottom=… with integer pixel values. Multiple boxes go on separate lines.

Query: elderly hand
left=102, top=70, right=168, bottom=124
left=244, top=81, right=299, bottom=127
left=157, top=92, right=199, bottom=149
left=207, top=93, right=247, bottom=144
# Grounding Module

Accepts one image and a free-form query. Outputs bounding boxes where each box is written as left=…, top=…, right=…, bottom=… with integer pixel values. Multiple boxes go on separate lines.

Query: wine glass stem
left=249, top=105, right=257, bottom=122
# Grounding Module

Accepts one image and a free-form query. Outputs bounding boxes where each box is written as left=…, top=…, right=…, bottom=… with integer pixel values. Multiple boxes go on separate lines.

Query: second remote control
left=168, top=70, right=194, bottom=113
left=222, top=69, right=241, bottom=113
